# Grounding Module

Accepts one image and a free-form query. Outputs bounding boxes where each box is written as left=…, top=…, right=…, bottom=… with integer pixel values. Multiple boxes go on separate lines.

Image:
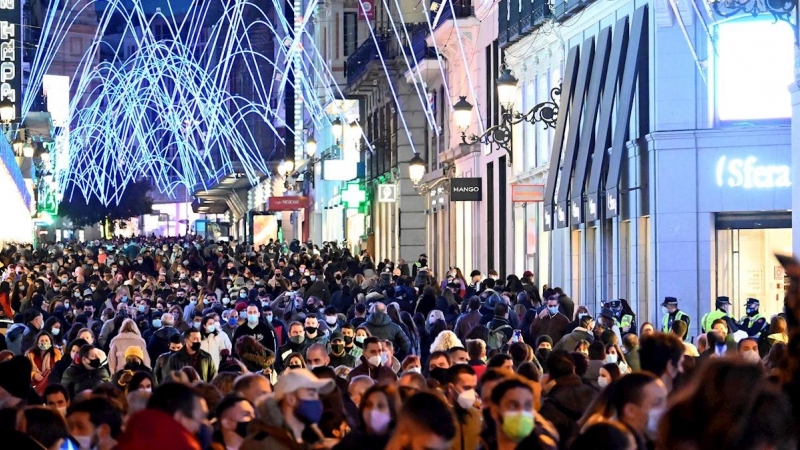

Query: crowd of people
left=0, top=237, right=796, bottom=450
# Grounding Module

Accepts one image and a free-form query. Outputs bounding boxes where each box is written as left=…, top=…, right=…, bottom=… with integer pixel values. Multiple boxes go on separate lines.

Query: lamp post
left=408, top=153, right=426, bottom=185
left=457, top=67, right=560, bottom=166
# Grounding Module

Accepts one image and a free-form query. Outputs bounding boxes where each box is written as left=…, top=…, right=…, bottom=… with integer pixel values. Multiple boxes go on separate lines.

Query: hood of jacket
left=366, top=311, right=391, bottom=327
left=153, top=326, right=177, bottom=339
left=110, top=332, right=146, bottom=347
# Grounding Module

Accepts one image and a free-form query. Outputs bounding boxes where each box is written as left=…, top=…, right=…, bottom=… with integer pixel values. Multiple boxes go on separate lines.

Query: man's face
left=624, top=380, right=667, bottom=435
left=493, top=387, right=533, bottom=433
left=342, top=328, right=354, bottom=339
left=220, top=400, right=255, bottom=433
left=289, top=324, right=304, bottom=337
left=429, top=355, right=450, bottom=371
left=364, top=342, right=381, bottom=359
left=547, top=299, right=559, bottom=309
left=238, top=378, right=272, bottom=404
left=169, top=342, right=184, bottom=352
left=46, top=391, right=69, bottom=409
left=185, top=331, right=201, bottom=347
left=246, top=306, right=259, bottom=317
left=451, top=373, right=477, bottom=397
left=450, top=349, right=469, bottom=365
left=305, top=317, right=318, bottom=329
left=740, top=340, right=759, bottom=354
left=713, top=323, right=728, bottom=335
left=306, top=347, right=329, bottom=368
left=67, top=411, right=96, bottom=440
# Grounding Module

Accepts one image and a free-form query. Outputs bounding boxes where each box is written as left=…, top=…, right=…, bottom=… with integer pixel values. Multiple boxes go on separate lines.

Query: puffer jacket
left=200, top=330, right=232, bottom=369
left=539, top=374, right=596, bottom=445
left=108, top=332, right=150, bottom=373
left=61, top=363, right=111, bottom=397
left=364, top=312, right=411, bottom=359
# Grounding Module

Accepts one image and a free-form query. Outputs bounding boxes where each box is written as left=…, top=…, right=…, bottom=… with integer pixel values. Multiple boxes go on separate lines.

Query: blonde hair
left=429, top=330, right=463, bottom=354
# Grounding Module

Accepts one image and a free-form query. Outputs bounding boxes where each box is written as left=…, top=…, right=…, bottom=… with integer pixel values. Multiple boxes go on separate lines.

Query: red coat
left=116, top=409, right=201, bottom=450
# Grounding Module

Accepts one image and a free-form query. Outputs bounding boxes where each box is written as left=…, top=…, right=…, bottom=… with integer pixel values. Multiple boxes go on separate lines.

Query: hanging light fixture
left=408, top=154, right=426, bottom=185
left=23, top=139, right=34, bottom=158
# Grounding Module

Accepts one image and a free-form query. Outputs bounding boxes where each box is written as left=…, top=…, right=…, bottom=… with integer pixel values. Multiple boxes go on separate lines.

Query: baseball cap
left=274, top=369, right=335, bottom=401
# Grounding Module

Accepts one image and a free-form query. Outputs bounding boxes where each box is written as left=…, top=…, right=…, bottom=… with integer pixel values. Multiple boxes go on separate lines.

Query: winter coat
left=61, top=362, right=112, bottom=397
left=146, top=326, right=180, bottom=363
left=364, top=312, right=411, bottom=359
left=539, top=374, right=596, bottom=445
left=200, top=330, right=232, bottom=369
left=108, top=332, right=150, bottom=373
left=117, top=408, right=201, bottom=450
left=454, top=310, right=483, bottom=341
left=21, top=323, right=40, bottom=354
left=6, top=323, right=26, bottom=355
left=305, top=280, right=331, bottom=305
left=347, top=355, right=397, bottom=382
left=529, top=312, right=571, bottom=345
left=166, top=347, right=217, bottom=381
left=234, top=321, right=278, bottom=356
left=553, top=328, right=594, bottom=353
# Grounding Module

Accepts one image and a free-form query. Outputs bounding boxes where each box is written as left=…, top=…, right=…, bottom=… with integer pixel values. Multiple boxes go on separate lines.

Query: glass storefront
left=716, top=215, right=792, bottom=319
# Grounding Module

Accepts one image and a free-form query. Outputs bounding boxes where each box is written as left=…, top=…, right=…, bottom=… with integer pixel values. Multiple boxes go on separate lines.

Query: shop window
left=343, top=12, right=357, bottom=57
left=714, top=17, right=793, bottom=122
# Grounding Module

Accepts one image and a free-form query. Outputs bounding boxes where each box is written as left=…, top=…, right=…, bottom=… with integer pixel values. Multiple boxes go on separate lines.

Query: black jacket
left=146, top=326, right=180, bottom=363
left=539, top=374, right=596, bottom=445
left=61, top=363, right=112, bottom=397
left=364, top=312, right=411, bottom=359
left=234, top=321, right=278, bottom=356
left=166, top=348, right=217, bottom=381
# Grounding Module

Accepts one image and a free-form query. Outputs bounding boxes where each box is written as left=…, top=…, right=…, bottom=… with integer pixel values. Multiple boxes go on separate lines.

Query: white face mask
left=605, top=353, right=618, bottom=364
left=367, top=355, right=382, bottom=367
left=647, top=407, right=665, bottom=437
left=456, top=388, right=477, bottom=409
left=368, top=409, right=392, bottom=435
left=326, top=315, right=338, bottom=325
left=597, top=377, right=609, bottom=388
left=74, top=435, right=93, bottom=450
left=56, top=406, right=67, bottom=416
left=742, top=350, right=761, bottom=364
left=405, top=366, right=421, bottom=374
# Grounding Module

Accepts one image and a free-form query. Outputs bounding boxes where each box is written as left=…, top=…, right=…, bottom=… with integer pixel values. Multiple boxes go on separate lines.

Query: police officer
left=739, top=298, right=768, bottom=339
left=606, top=299, right=636, bottom=335
left=701, top=296, right=739, bottom=333
left=661, top=297, right=691, bottom=340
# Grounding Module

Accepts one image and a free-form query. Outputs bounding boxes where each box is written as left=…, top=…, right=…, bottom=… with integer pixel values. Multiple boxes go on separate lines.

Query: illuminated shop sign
left=715, top=156, right=790, bottom=189
left=0, top=0, right=20, bottom=122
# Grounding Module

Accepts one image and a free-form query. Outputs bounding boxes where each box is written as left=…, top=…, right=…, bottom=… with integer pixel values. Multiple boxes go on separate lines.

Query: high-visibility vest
left=619, top=314, right=634, bottom=331
left=739, top=313, right=766, bottom=336
left=662, top=310, right=689, bottom=332
left=701, top=310, right=727, bottom=333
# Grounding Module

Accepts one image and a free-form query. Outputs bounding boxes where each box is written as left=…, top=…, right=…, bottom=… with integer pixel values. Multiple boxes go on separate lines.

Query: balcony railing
left=430, top=0, right=474, bottom=26
left=552, top=0, right=594, bottom=21
left=498, top=0, right=553, bottom=48
left=346, top=24, right=437, bottom=87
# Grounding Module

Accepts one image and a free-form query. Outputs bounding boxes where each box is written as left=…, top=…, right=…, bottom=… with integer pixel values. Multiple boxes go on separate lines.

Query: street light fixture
left=23, top=138, right=34, bottom=158
left=0, top=98, right=14, bottom=124
left=282, top=158, right=295, bottom=176
left=458, top=67, right=560, bottom=166
left=305, top=136, right=317, bottom=158
left=331, top=117, right=343, bottom=143
left=408, top=153, right=426, bottom=185
left=11, top=132, right=24, bottom=156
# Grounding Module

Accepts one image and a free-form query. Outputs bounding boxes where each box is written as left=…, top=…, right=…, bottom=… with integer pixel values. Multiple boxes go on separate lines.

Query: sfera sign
left=0, top=0, right=20, bottom=122
left=450, top=177, right=482, bottom=201
left=715, top=156, right=791, bottom=189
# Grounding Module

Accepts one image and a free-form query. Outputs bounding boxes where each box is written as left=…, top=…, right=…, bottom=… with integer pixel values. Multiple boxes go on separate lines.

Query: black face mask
left=190, top=342, right=201, bottom=352
left=354, top=339, right=364, bottom=349
left=537, top=349, right=551, bottom=363
left=288, top=364, right=302, bottom=370
left=235, top=421, right=251, bottom=438
left=428, top=367, right=448, bottom=384
left=331, top=343, right=345, bottom=355
left=88, top=358, right=101, bottom=368
left=305, top=326, right=317, bottom=335
left=125, top=361, right=142, bottom=371
left=343, top=336, right=354, bottom=346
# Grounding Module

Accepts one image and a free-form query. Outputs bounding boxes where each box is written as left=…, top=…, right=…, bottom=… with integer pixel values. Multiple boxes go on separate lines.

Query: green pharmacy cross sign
left=342, top=183, right=366, bottom=209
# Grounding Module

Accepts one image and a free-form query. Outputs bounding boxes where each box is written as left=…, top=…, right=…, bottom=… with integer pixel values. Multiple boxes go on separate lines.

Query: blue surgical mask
left=265, top=313, right=273, bottom=322
left=239, top=311, right=247, bottom=319
left=247, top=314, right=259, bottom=324
left=227, top=317, right=237, bottom=327
left=295, top=399, right=323, bottom=424
left=240, top=293, right=247, bottom=299
left=548, top=306, right=559, bottom=315
left=120, top=296, right=128, bottom=303
left=152, top=319, right=162, bottom=328
left=193, top=321, right=202, bottom=329
left=138, top=305, right=146, bottom=313
left=205, top=324, right=216, bottom=333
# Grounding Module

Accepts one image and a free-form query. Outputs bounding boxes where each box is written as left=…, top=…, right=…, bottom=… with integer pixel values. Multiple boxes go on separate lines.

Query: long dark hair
left=357, top=384, right=401, bottom=436
left=28, top=330, right=56, bottom=357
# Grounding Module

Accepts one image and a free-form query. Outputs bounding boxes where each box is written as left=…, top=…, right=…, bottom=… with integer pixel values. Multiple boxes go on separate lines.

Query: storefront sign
left=511, top=184, right=545, bottom=202
left=715, top=156, right=791, bottom=189
left=342, top=183, right=366, bottom=208
left=266, top=196, right=309, bottom=211
left=377, top=184, right=397, bottom=203
left=0, top=0, right=20, bottom=122
left=450, top=177, right=482, bottom=201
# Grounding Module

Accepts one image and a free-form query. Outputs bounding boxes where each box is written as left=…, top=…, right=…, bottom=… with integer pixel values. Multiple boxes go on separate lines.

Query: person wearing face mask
left=199, top=313, right=232, bottom=369
left=737, top=338, right=763, bottom=365
left=44, top=383, right=71, bottom=417
left=553, top=315, right=594, bottom=353
left=279, top=322, right=309, bottom=370
left=234, top=304, right=278, bottom=358
left=66, top=396, right=124, bottom=450
left=348, top=337, right=397, bottom=382
left=240, top=369, right=334, bottom=450
left=441, top=365, right=481, bottom=450
left=214, top=395, right=256, bottom=450
left=329, top=333, right=357, bottom=368
left=26, top=330, right=62, bottom=396
left=146, top=310, right=180, bottom=363
left=303, top=316, right=329, bottom=348
left=220, top=310, right=238, bottom=342
left=61, top=345, right=111, bottom=398
left=606, top=372, right=667, bottom=449
left=701, top=296, right=739, bottom=334
left=108, top=318, right=151, bottom=373
left=341, top=324, right=363, bottom=360
left=154, top=334, right=184, bottom=383
left=166, top=329, right=217, bottom=382
left=530, top=295, right=571, bottom=345
left=262, top=305, right=287, bottom=347
left=303, top=270, right=332, bottom=305
left=333, top=384, right=399, bottom=450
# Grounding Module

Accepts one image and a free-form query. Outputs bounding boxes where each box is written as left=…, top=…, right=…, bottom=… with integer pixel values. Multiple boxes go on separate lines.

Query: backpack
left=487, top=324, right=512, bottom=350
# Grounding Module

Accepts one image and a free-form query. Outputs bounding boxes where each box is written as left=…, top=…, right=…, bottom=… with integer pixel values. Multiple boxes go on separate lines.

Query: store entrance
left=715, top=213, right=792, bottom=320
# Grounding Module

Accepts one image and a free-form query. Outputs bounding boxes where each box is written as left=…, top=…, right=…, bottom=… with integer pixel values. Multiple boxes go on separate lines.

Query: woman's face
left=51, top=323, right=61, bottom=334
left=288, top=357, right=302, bottom=368
left=138, top=378, right=153, bottom=391
left=599, top=367, right=612, bottom=384
left=38, top=335, right=51, bottom=348
left=363, top=391, right=391, bottom=434
left=356, top=329, right=368, bottom=339
left=607, top=347, right=618, bottom=358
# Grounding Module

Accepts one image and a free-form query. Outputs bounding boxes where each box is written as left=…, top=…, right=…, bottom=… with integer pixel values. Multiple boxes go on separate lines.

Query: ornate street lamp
left=12, top=132, right=24, bottom=156
left=458, top=67, right=560, bottom=166
left=331, top=117, right=343, bottom=144
left=23, top=138, right=34, bottom=158
left=0, top=98, right=14, bottom=124
left=408, top=154, right=426, bottom=185
left=305, top=136, right=317, bottom=158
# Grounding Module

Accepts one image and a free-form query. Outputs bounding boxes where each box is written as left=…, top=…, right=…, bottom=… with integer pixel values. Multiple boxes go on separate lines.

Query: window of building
left=714, top=17, right=793, bottom=122
left=343, top=12, right=357, bottom=57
